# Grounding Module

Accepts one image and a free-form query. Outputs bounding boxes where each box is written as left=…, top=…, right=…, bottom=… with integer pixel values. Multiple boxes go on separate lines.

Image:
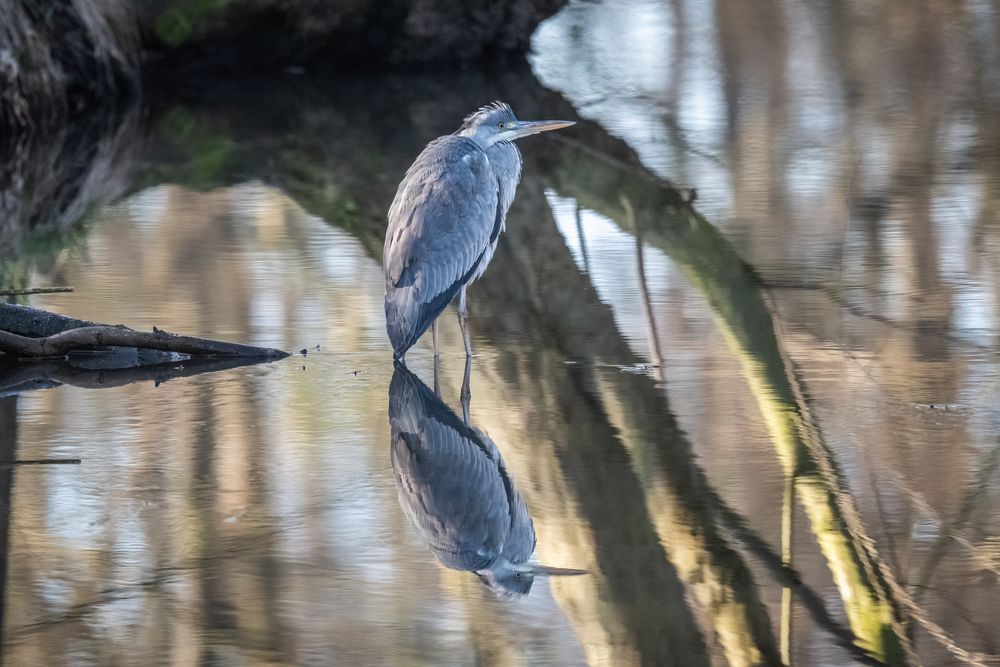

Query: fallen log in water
left=0, top=303, right=288, bottom=360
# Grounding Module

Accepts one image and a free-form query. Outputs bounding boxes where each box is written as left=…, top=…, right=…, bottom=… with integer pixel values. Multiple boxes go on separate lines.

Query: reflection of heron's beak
left=516, top=563, right=589, bottom=576
left=510, top=119, right=576, bottom=139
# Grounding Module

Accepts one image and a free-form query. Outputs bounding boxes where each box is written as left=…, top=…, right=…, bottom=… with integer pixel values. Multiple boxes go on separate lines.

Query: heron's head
left=458, top=101, right=575, bottom=149
left=476, top=559, right=587, bottom=599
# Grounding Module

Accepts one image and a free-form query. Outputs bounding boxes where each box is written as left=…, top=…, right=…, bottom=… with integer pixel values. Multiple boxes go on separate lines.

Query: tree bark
left=0, top=303, right=104, bottom=338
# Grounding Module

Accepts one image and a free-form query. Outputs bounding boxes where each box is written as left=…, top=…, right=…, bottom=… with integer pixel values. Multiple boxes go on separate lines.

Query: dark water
left=3, top=1, right=1000, bottom=665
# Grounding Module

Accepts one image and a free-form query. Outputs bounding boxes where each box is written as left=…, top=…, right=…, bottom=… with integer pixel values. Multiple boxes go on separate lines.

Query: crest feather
left=463, top=101, right=514, bottom=124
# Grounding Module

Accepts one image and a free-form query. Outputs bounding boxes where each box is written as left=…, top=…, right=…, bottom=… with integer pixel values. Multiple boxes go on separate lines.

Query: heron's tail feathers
left=385, top=282, right=462, bottom=359
left=385, top=295, right=419, bottom=359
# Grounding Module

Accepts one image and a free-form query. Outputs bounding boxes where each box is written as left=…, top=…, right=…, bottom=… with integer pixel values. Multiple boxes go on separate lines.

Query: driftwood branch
left=0, top=303, right=288, bottom=360
left=0, top=287, right=73, bottom=296
left=0, top=326, right=286, bottom=358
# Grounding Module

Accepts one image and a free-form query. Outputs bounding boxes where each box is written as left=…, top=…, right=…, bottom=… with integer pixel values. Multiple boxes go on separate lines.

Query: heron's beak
left=516, top=563, right=589, bottom=576
left=510, top=119, right=576, bottom=139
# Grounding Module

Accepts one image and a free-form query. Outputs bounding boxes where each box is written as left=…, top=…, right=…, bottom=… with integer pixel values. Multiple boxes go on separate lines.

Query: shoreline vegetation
left=0, top=0, right=565, bottom=254
left=1, top=0, right=566, bottom=133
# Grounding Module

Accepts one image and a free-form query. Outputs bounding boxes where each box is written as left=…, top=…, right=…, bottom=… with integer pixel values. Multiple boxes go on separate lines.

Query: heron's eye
left=498, top=122, right=504, bottom=129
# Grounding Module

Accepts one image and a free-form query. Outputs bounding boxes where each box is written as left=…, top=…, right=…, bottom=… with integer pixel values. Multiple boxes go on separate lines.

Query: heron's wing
left=497, top=459, right=537, bottom=565
left=385, top=136, right=498, bottom=290
left=383, top=137, right=500, bottom=352
left=389, top=366, right=512, bottom=571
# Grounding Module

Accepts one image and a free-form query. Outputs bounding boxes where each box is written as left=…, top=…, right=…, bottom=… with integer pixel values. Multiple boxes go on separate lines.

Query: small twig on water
left=1, top=458, right=82, bottom=466
left=0, top=287, right=74, bottom=296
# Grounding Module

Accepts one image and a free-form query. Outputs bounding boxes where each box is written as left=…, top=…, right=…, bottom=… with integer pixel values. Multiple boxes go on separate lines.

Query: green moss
left=0, top=212, right=96, bottom=305
left=18, top=221, right=93, bottom=259
left=17, top=45, right=36, bottom=71
left=154, top=0, right=229, bottom=48
left=0, top=259, right=29, bottom=304
left=270, top=141, right=369, bottom=234
left=150, top=106, right=244, bottom=189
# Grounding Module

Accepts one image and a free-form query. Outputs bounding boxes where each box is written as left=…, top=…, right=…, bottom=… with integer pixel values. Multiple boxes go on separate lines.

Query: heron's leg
left=432, top=319, right=440, bottom=358
left=433, top=351, right=441, bottom=398
left=460, top=354, right=472, bottom=424
left=457, top=286, right=472, bottom=357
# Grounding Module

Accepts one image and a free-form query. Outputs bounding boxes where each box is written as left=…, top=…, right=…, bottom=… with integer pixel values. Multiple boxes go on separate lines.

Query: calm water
left=4, top=1, right=1000, bottom=665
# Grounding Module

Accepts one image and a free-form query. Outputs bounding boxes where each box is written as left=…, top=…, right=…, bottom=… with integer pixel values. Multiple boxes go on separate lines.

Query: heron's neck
left=457, top=128, right=507, bottom=152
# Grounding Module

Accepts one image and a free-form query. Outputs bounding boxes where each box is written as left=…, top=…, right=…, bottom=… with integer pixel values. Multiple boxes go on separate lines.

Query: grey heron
left=383, top=102, right=574, bottom=362
left=388, top=363, right=586, bottom=597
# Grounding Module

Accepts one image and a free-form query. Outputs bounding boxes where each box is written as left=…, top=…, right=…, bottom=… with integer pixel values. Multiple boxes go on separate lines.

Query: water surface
left=3, top=1, right=1000, bottom=665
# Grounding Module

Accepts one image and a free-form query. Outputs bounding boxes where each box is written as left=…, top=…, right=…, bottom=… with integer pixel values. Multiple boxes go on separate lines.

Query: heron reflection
left=388, top=363, right=585, bottom=597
